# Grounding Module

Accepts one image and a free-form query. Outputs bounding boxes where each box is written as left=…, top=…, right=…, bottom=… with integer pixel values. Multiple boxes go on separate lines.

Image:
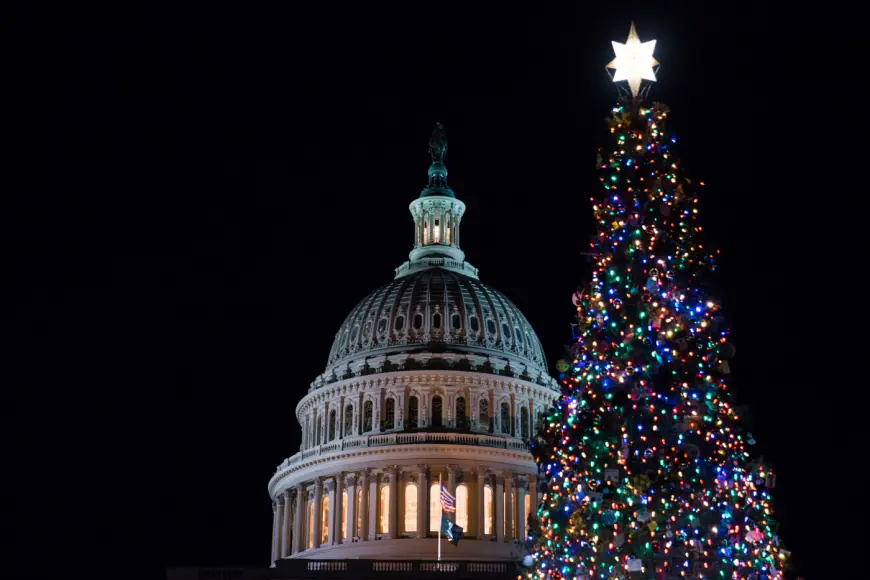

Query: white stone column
left=281, top=489, right=292, bottom=558
left=495, top=473, right=505, bottom=543
left=292, top=484, right=304, bottom=554
left=475, top=467, right=486, bottom=538
left=312, top=479, right=323, bottom=548
left=324, top=478, right=336, bottom=545
left=344, top=473, right=357, bottom=543
left=504, top=471, right=513, bottom=541
left=359, top=469, right=370, bottom=541
left=446, top=464, right=457, bottom=496
left=271, top=500, right=279, bottom=565
left=368, top=472, right=379, bottom=539
left=516, top=476, right=527, bottom=542
left=387, top=466, right=399, bottom=538
left=417, top=464, right=429, bottom=539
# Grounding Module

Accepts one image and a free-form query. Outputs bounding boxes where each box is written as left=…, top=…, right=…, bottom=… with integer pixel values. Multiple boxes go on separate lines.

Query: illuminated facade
left=266, top=124, right=559, bottom=564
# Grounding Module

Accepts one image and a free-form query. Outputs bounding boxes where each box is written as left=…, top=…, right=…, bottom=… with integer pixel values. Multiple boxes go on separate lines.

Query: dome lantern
left=396, top=123, right=478, bottom=280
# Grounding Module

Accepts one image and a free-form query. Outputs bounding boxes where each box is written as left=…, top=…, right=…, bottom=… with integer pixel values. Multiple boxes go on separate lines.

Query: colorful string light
left=525, top=100, right=788, bottom=580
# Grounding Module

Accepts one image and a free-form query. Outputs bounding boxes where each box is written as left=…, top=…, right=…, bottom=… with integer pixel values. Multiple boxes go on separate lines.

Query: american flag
left=440, top=484, right=456, bottom=513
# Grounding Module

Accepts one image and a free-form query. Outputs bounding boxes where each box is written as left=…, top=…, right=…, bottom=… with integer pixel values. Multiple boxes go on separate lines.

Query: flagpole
left=438, top=473, right=442, bottom=563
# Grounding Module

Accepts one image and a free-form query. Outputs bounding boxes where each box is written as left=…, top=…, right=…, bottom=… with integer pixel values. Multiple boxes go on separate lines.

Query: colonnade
left=270, top=465, right=537, bottom=563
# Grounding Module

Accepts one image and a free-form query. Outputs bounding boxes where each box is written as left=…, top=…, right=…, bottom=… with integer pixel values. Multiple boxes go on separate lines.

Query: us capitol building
left=168, top=126, right=560, bottom=580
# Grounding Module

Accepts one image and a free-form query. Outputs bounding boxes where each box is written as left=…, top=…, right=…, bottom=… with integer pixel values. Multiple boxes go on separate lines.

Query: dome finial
left=421, top=122, right=455, bottom=198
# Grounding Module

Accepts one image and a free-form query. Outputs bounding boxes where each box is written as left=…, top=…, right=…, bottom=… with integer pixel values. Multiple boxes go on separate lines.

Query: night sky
left=5, top=2, right=851, bottom=579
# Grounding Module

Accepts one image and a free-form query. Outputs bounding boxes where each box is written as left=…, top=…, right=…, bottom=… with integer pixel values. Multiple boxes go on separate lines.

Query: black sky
left=4, top=2, right=852, bottom=579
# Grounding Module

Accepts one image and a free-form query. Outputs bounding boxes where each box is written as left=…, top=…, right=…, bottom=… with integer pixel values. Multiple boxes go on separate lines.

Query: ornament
left=555, top=359, right=569, bottom=373
left=637, top=507, right=650, bottom=522
left=522, top=555, right=534, bottom=567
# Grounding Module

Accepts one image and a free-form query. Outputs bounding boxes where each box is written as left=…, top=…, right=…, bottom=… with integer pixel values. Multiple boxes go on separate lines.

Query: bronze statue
left=428, top=122, right=447, bottom=163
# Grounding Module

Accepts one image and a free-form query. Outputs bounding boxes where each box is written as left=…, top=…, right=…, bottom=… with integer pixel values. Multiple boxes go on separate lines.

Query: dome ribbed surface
left=324, top=268, right=548, bottom=377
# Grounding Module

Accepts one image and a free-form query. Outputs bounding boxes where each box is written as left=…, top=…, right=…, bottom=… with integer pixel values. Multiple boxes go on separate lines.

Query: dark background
left=4, top=2, right=852, bottom=579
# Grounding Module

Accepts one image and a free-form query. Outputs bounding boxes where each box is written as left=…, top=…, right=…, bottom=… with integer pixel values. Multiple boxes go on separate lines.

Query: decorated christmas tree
left=525, top=24, right=789, bottom=580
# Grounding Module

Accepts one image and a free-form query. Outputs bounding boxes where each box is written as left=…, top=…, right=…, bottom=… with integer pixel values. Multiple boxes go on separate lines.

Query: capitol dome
left=320, top=269, right=551, bottom=388
left=267, top=124, right=558, bottom=568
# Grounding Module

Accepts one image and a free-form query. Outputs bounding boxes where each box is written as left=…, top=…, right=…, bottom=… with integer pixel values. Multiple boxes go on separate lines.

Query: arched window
left=308, top=500, right=315, bottom=548
left=432, top=312, right=441, bottom=329
left=356, top=489, right=362, bottom=538
left=328, top=410, right=336, bottom=441
left=429, top=483, right=440, bottom=532
left=395, top=315, right=405, bottom=331
left=521, top=406, right=530, bottom=439
left=377, top=317, right=387, bottom=335
left=344, top=405, right=353, bottom=436
left=350, top=325, right=359, bottom=343
left=469, top=316, right=480, bottom=333
left=456, top=396, right=468, bottom=431
left=321, top=496, right=329, bottom=545
left=408, top=396, right=419, bottom=429
left=456, top=484, right=468, bottom=531
left=486, top=319, right=497, bottom=335
left=501, top=401, right=511, bottom=435
left=315, top=415, right=322, bottom=445
left=385, top=398, right=395, bottom=430
left=451, top=313, right=461, bottom=330
left=379, top=486, right=390, bottom=534
left=413, top=313, right=424, bottom=331
left=431, top=396, right=443, bottom=428
left=404, top=483, right=418, bottom=533
left=479, top=398, right=490, bottom=432
left=341, top=490, right=348, bottom=540
left=483, top=485, right=494, bottom=535
left=524, top=493, right=531, bottom=534
left=502, top=323, right=512, bottom=341
left=363, top=401, right=373, bottom=432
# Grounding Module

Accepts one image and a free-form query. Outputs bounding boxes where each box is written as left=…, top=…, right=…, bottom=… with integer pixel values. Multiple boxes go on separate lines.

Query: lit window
left=341, top=490, right=348, bottom=540
left=429, top=483, right=441, bottom=532
left=308, top=501, right=314, bottom=548
left=321, top=495, right=329, bottom=545
left=524, top=493, right=531, bottom=532
left=433, top=218, right=440, bottom=243
left=456, top=484, right=468, bottom=531
left=379, top=486, right=390, bottom=534
left=356, top=489, right=362, bottom=538
left=404, top=483, right=418, bottom=533
left=484, top=485, right=493, bottom=535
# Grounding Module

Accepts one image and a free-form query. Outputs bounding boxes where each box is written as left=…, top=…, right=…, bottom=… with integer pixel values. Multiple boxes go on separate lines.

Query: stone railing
left=273, top=559, right=510, bottom=579
left=274, top=432, right=530, bottom=473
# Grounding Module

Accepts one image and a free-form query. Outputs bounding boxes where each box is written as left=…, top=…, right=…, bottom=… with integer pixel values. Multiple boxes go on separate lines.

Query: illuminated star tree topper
left=606, top=21, right=658, bottom=97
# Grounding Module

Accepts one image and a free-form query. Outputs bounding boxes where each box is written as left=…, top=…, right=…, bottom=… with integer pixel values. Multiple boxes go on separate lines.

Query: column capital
left=295, top=482, right=304, bottom=493
left=282, top=488, right=293, bottom=499
left=323, top=478, right=336, bottom=493
left=514, top=474, right=529, bottom=489
left=277, top=494, right=286, bottom=505
left=417, top=463, right=429, bottom=472
left=344, top=473, right=358, bottom=487
left=315, top=478, right=324, bottom=490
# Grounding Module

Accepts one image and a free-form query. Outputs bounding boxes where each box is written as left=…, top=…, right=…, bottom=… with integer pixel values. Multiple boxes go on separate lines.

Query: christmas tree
left=526, top=24, right=789, bottom=580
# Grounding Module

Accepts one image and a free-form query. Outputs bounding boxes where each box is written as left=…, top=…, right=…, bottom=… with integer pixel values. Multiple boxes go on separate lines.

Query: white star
left=607, top=22, right=658, bottom=97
